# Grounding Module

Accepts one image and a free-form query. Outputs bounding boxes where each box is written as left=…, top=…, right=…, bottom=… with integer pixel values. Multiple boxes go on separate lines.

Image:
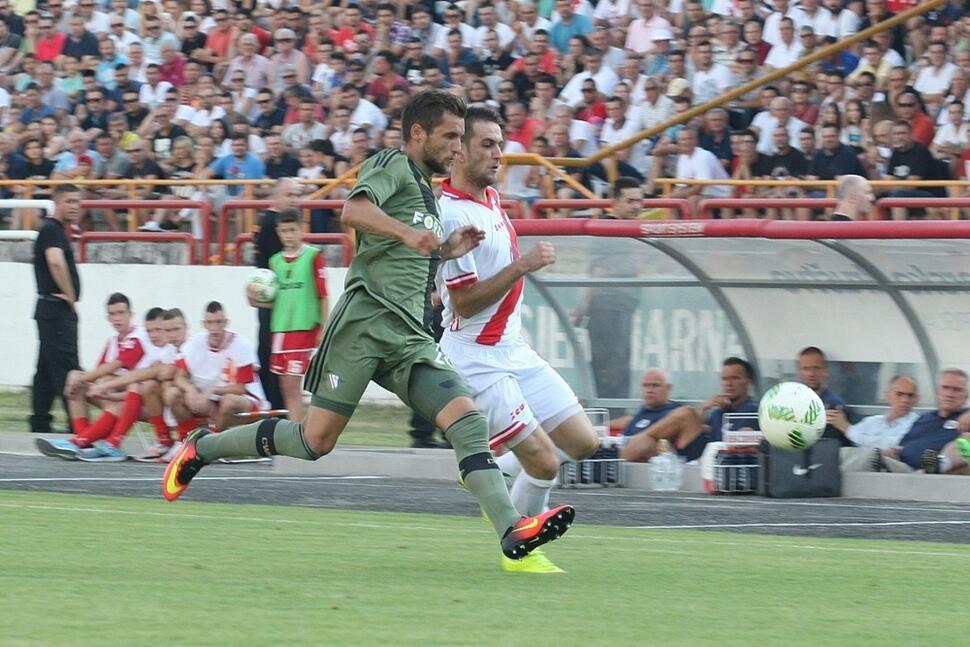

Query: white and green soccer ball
left=758, top=381, right=826, bottom=451
left=246, top=268, right=278, bottom=302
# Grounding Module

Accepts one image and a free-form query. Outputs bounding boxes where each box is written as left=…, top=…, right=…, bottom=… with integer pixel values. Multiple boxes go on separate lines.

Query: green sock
left=196, top=418, right=319, bottom=463
left=446, top=412, right=520, bottom=536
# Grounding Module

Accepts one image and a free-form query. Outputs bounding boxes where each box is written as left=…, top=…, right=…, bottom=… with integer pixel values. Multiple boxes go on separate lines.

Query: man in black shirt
left=810, top=123, right=867, bottom=180
left=264, top=133, right=300, bottom=180
left=31, top=184, right=83, bottom=434
left=253, top=88, right=285, bottom=135
left=251, top=179, right=301, bottom=410
left=886, top=119, right=937, bottom=220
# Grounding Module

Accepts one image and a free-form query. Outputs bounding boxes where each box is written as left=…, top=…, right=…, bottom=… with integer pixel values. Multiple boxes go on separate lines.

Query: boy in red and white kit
left=436, top=107, right=599, bottom=572
left=247, top=208, right=328, bottom=423
left=35, top=293, right=155, bottom=461
left=165, top=301, right=269, bottom=435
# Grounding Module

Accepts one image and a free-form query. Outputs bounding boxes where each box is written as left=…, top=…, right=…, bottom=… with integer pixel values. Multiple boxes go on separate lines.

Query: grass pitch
left=1, top=490, right=965, bottom=646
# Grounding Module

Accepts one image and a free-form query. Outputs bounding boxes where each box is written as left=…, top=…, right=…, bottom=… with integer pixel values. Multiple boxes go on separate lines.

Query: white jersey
left=97, top=325, right=151, bottom=375
left=175, top=331, right=268, bottom=408
left=437, top=180, right=522, bottom=347
left=135, top=340, right=170, bottom=369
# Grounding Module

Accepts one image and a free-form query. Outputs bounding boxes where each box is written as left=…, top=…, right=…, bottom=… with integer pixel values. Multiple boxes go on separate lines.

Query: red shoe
left=501, top=505, right=575, bottom=560
left=161, top=429, right=210, bottom=501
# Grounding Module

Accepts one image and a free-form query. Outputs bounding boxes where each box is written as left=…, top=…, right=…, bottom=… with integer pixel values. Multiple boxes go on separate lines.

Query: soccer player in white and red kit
left=36, top=293, right=158, bottom=460
left=437, top=107, right=599, bottom=571
left=166, top=301, right=269, bottom=434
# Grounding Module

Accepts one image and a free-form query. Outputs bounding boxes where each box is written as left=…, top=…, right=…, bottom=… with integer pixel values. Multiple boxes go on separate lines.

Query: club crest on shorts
left=328, top=372, right=340, bottom=390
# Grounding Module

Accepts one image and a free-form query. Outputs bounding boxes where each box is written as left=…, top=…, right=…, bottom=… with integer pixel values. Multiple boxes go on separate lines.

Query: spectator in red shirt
left=742, top=19, right=771, bottom=66
left=505, top=101, right=545, bottom=148
left=365, top=50, right=410, bottom=109
left=330, top=3, right=373, bottom=50
left=575, top=79, right=608, bottom=126
left=896, top=91, right=936, bottom=146
left=234, top=8, right=272, bottom=54
left=158, top=43, right=186, bottom=86
left=33, top=14, right=66, bottom=63
left=201, top=8, right=237, bottom=68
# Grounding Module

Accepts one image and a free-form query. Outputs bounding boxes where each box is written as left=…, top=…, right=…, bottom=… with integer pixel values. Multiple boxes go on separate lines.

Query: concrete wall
left=0, top=262, right=407, bottom=401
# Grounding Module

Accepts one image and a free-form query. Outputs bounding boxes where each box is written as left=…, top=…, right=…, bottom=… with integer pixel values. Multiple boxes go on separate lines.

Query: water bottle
left=649, top=439, right=684, bottom=492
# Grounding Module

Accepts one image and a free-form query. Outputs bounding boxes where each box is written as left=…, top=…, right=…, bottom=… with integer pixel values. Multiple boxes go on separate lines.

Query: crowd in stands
left=1, top=0, right=969, bottom=230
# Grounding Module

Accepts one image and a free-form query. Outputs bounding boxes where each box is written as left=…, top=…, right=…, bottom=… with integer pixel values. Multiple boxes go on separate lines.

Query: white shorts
left=440, top=336, right=582, bottom=450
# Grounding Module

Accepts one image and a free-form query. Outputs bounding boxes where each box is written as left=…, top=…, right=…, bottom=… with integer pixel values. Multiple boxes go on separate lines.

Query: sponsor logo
left=639, top=221, right=706, bottom=237
left=328, top=372, right=340, bottom=390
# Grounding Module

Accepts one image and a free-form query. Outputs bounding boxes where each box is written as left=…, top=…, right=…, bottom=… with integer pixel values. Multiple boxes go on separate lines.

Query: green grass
left=0, top=390, right=412, bottom=447
left=1, top=490, right=966, bottom=646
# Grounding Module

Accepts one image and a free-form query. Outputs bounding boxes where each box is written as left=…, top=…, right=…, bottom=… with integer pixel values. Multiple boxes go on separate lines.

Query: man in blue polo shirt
left=798, top=345, right=855, bottom=447
left=202, top=134, right=266, bottom=197
left=619, top=358, right=758, bottom=463
left=882, top=369, right=970, bottom=475
left=549, top=0, right=593, bottom=54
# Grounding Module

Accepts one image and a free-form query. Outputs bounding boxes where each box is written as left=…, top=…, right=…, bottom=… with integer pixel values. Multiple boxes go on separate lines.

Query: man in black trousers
left=253, top=178, right=301, bottom=411
left=31, top=184, right=83, bottom=434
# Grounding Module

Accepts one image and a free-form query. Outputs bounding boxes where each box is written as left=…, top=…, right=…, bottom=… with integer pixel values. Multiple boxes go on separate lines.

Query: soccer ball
left=246, top=268, right=278, bottom=302
left=757, top=382, right=826, bottom=451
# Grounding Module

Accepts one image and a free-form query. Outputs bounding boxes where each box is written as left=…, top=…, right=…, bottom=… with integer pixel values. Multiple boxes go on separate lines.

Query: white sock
left=495, top=451, right=523, bottom=478
left=510, top=471, right=557, bottom=517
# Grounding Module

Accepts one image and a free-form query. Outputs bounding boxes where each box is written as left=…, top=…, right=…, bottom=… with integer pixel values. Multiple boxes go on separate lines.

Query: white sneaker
left=159, top=441, right=184, bottom=463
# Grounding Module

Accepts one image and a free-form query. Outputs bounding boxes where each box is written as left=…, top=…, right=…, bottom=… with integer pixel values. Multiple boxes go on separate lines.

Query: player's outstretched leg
left=162, top=411, right=339, bottom=501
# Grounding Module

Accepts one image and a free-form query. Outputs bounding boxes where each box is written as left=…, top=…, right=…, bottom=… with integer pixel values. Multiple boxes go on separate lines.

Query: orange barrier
left=233, top=233, right=355, bottom=267
left=80, top=199, right=211, bottom=260
left=530, top=199, right=692, bottom=220
left=78, top=231, right=197, bottom=264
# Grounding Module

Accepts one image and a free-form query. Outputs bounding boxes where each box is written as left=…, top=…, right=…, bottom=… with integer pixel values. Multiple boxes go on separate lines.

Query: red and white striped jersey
left=97, top=325, right=149, bottom=374
left=437, top=179, right=523, bottom=347
left=175, top=330, right=268, bottom=408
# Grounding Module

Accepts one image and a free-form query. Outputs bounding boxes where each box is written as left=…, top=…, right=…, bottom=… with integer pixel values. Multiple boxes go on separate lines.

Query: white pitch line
left=0, top=475, right=385, bottom=483
left=2, top=500, right=968, bottom=559
left=631, top=520, right=970, bottom=529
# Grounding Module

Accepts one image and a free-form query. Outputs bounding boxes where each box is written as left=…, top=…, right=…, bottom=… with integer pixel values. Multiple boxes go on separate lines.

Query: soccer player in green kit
left=163, top=90, right=574, bottom=562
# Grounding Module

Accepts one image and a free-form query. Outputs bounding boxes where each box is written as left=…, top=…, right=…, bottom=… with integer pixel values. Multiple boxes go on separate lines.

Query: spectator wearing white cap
left=223, top=33, right=271, bottom=91
left=270, top=28, right=310, bottom=92
left=644, top=29, right=674, bottom=79
left=625, top=1, right=672, bottom=55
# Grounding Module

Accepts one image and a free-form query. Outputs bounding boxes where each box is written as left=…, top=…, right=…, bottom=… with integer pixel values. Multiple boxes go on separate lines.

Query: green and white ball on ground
left=246, top=268, right=278, bottom=302
left=757, top=381, right=826, bottom=451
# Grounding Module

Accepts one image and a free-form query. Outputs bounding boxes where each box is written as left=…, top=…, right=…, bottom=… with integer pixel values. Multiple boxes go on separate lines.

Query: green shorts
left=304, top=289, right=470, bottom=417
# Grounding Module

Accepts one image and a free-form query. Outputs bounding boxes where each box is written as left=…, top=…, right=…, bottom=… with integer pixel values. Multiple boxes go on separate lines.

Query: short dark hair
left=798, top=346, right=827, bottom=365
left=613, top=176, right=641, bottom=198
left=163, top=307, right=185, bottom=321
left=723, top=356, right=755, bottom=381
left=145, top=307, right=166, bottom=321
left=277, top=208, right=302, bottom=225
left=401, top=89, right=467, bottom=143
left=462, top=105, right=503, bottom=144
left=205, top=301, right=223, bottom=314
left=53, top=183, right=80, bottom=198
left=107, top=292, right=130, bottom=308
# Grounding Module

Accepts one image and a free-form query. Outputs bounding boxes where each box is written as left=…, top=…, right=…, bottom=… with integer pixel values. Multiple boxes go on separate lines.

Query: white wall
left=0, top=262, right=400, bottom=403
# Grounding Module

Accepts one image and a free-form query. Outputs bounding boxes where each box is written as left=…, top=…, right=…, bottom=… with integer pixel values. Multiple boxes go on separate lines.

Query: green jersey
left=344, top=148, right=442, bottom=337
left=269, top=246, right=322, bottom=333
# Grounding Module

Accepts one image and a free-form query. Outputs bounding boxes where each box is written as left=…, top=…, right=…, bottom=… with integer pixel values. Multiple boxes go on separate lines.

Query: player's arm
left=246, top=284, right=274, bottom=309
left=342, top=155, right=445, bottom=255
left=88, top=364, right=163, bottom=396
left=76, top=359, right=126, bottom=386
left=447, top=242, right=556, bottom=319
left=341, top=194, right=440, bottom=253
left=207, top=363, right=254, bottom=397
left=44, top=246, right=77, bottom=305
